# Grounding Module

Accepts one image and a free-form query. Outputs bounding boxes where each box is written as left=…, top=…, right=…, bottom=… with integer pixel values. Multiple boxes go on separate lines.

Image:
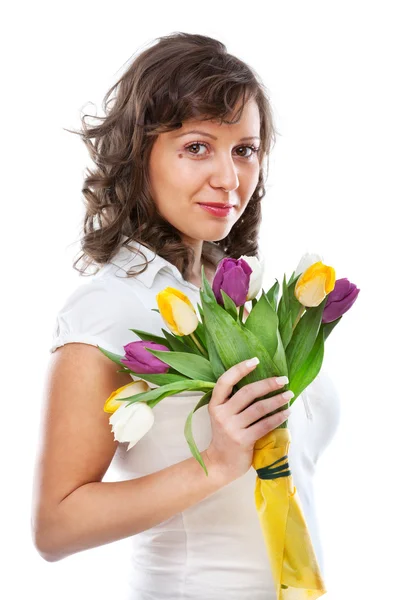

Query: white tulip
left=109, top=401, right=155, bottom=450
left=294, top=252, right=324, bottom=278
left=240, top=254, right=264, bottom=300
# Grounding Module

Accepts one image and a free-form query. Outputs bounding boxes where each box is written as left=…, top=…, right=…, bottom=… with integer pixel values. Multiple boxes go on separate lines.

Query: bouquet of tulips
left=99, top=252, right=359, bottom=600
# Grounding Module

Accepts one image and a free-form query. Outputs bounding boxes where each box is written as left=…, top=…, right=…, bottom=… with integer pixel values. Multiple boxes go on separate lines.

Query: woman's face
left=148, top=97, right=261, bottom=244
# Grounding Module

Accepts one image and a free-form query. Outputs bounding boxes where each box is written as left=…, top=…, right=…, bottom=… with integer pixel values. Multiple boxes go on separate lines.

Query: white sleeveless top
left=50, top=238, right=341, bottom=600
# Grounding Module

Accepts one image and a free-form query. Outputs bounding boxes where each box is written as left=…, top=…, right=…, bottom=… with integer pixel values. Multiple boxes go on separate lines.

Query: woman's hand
left=205, top=358, right=293, bottom=482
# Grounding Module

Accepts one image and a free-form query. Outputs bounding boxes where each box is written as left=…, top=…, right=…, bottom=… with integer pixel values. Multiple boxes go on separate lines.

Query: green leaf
left=286, top=297, right=327, bottom=379
left=279, top=311, right=293, bottom=350
left=272, top=328, right=289, bottom=379
left=199, top=269, right=280, bottom=389
left=121, top=379, right=215, bottom=408
left=266, top=279, right=280, bottom=311
left=145, top=349, right=216, bottom=382
left=184, top=390, right=213, bottom=475
left=194, top=320, right=208, bottom=350
left=179, top=333, right=202, bottom=355
left=322, top=315, right=342, bottom=341
left=97, top=346, right=125, bottom=367
left=287, top=325, right=325, bottom=403
left=204, top=324, right=226, bottom=381
left=244, top=292, right=279, bottom=359
left=221, top=289, right=239, bottom=322
left=282, top=272, right=290, bottom=313
left=200, top=264, right=219, bottom=302
left=161, top=329, right=196, bottom=354
left=193, top=302, right=208, bottom=349
left=129, top=329, right=172, bottom=350
left=287, top=275, right=304, bottom=318
left=127, top=371, right=190, bottom=387
left=277, top=274, right=290, bottom=344
left=287, top=269, right=298, bottom=286
left=275, top=307, right=341, bottom=405
left=277, top=274, right=304, bottom=349
left=180, top=331, right=209, bottom=359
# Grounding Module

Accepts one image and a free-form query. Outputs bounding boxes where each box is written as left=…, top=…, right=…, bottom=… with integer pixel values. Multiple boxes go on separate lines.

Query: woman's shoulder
left=49, top=270, right=152, bottom=356
left=55, top=269, right=143, bottom=314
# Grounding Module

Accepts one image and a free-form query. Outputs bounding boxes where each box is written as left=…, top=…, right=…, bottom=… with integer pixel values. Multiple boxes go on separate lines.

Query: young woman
left=31, top=32, right=340, bottom=599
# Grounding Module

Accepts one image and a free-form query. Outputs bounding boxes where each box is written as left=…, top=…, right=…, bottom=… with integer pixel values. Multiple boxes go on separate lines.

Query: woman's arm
left=32, top=343, right=231, bottom=562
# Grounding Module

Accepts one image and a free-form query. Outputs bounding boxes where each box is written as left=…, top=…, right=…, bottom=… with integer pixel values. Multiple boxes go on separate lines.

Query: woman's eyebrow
left=173, top=129, right=260, bottom=142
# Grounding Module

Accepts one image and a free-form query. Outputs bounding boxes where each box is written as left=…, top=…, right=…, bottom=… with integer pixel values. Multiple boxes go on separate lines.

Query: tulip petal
left=109, top=401, right=155, bottom=448
left=104, top=380, right=150, bottom=413
left=222, top=266, right=250, bottom=306
left=121, top=340, right=170, bottom=374
left=294, top=253, right=324, bottom=278
left=295, top=262, right=336, bottom=308
left=322, top=280, right=360, bottom=323
left=157, top=287, right=198, bottom=336
left=212, top=257, right=252, bottom=307
left=168, top=295, right=199, bottom=335
left=241, top=255, right=263, bottom=300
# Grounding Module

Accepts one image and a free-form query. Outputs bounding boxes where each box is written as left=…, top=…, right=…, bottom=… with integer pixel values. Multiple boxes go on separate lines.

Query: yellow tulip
left=156, top=286, right=199, bottom=336
left=294, top=261, right=336, bottom=307
left=104, top=380, right=151, bottom=414
left=252, top=428, right=326, bottom=598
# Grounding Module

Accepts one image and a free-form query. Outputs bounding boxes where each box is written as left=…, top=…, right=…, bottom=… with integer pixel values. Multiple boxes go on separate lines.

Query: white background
left=2, top=1, right=399, bottom=599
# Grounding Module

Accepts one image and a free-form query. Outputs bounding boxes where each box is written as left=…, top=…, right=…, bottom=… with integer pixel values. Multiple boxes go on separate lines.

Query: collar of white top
left=109, top=235, right=265, bottom=296
left=108, top=235, right=209, bottom=292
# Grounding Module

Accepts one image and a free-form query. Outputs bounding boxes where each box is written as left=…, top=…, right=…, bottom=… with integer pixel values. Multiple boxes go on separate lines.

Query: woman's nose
left=210, top=154, right=239, bottom=192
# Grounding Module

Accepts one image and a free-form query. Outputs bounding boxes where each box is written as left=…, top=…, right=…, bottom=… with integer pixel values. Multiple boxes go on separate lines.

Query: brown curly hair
left=65, top=32, right=278, bottom=281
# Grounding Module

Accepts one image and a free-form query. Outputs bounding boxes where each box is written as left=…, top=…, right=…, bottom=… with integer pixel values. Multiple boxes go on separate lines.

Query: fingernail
left=276, top=376, right=289, bottom=386
left=246, top=357, right=260, bottom=367
left=283, top=409, right=291, bottom=417
left=282, top=390, right=295, bottom=400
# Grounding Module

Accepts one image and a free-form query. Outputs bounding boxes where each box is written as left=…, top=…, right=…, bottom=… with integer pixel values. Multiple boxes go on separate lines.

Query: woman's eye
left=184, top=142, right=259, bottom=159
left=186, top=142, right=207, bottom=156
left=236, top=145, right=258, bottom=158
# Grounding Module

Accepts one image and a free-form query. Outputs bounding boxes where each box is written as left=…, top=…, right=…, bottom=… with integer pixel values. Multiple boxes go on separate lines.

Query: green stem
left=238, top=304, right=244, bottom=323
left=189, top=332, right=208, bottom=357
left=292, top=305, right=306, bottom=331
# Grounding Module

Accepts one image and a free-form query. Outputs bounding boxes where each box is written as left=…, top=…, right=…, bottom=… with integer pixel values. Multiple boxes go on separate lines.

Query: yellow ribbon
left=252, top=428, right=327, bottom=599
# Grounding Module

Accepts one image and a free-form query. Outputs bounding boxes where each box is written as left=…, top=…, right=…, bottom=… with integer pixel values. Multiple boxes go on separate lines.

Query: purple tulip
left=322, top=278, right=360, bottom=324
left=121, top=340, right=170, bottom=374
left=212, top=257, right=253, bottom=307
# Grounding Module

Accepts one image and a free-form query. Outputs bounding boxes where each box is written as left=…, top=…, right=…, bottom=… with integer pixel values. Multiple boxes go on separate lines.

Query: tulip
left=294, top=252, right=324, bottom=278
left=239, top=255, right=264, bottom=300
left=322, top=277, right=360, bottom=323
left=110, top=402, right=155, bottom=450
left=294, top=261, right=336, bottom=307
left=104, top=380, right=151, bottom=413
left=156, top=287, right=199, bottom=336
left=104, top=380, right=154, bottom=450
left=212, top=257, right=252, bottom=307
left=121, top=340, right=170, bottom=374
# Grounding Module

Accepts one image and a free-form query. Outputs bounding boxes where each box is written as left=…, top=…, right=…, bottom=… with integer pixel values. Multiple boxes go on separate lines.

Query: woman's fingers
left=224, top=376, right=289, bottom=417
left=241, top=406, right=291, bottom=446
left=209, top=356, right=261, bottom=408
left=234, top=390, right=294, bottom=429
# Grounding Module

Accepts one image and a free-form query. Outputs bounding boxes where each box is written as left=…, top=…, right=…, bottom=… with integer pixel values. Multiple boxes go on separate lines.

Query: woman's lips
left=197, top=203, right=234, bottom=217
